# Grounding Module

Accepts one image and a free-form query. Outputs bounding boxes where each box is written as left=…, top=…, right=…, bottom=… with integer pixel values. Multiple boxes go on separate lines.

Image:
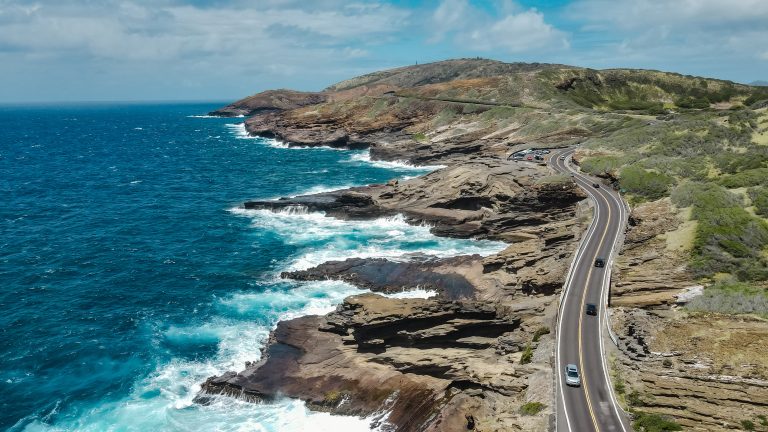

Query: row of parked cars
left=509, top=148, right=551, bottom=161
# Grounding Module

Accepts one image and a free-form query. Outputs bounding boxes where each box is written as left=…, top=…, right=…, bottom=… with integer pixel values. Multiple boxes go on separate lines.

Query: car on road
left=559, top=155, right=565, bottom=160
left=565, top=364, right=581, bottom=387
left=592, top=182, right=600, bottom=188
left=594, top=257, right=605, bottom=267
left=585, top=303, right=597, bottom=316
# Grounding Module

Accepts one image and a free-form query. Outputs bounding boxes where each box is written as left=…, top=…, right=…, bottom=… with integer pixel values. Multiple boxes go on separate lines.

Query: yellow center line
left=576, top=169, right=612, bottom=432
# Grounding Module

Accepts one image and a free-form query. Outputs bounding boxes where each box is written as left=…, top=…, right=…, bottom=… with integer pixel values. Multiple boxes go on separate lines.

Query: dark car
left=592, top=182, right=600, bottom=188
left=594, top=258, right=605, bottom=267
left=586, top=303, right=597, bottom=316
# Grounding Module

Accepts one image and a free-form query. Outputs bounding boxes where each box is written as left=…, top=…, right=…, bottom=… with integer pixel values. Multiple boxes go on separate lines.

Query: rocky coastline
left=197, top=59, right=768, bottom=430
left=197, top=60, right=594, bottom=431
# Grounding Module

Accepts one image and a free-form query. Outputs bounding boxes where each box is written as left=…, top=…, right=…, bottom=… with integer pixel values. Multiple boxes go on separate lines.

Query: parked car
left=565, top=364, right=581, bottom=387
left=527, top=155, right=533, bottom=161
left=585, top=303, right=597, bottom=316
left=592, top=182, right=600, bottom=188
left=559, top=155, right=566, bottom=160
left=594, top=258, right=605, bottom=267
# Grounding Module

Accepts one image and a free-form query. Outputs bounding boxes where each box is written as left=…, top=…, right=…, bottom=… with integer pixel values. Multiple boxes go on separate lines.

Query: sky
left=1, top=0, right=767, bottom=103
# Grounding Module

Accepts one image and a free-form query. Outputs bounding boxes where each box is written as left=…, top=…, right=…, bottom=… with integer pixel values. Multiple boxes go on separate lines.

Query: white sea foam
left=230, top=209, right=507, bottom=272
left=346, top=150, right=446, bottom=171
left=187, top=114, right=222, bottom=118
left=27, top=280, right=385, bottom=431
left=224, top=123, right=289, bottom=148
left=382, top=288, right=438, bottom=299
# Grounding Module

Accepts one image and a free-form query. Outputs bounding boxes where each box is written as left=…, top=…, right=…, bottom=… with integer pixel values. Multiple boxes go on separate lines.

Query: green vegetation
left=579, top=155, right=626, bottom=176
left=747, top=187, right=768, bottom=218
left=686, top=276, right=768, bottom=316
left=627, top=390, right=646, bottom=407
left=519, top=401, right=546, bottom=415
left=532, top=326, right=550, bottom=342
left=719, top=168, right=768, bottom=188
left=619, top=166, right=675, bottom=201
left=757, top=414, right=767, bottom=426
left=520, top=343, right=533, bottom=364
left=323, top=390, right=348, bottom=406
left=632, top=412, right=683, bottom=432
left=612, top=362, right=626, bottom=396
left=741, top=419, right=755, bottom=431
left=412, top=132, right=427, bottom=142
left=534, top=175, right=571, bottom=186
left=671, top=182, right=768, bottom=281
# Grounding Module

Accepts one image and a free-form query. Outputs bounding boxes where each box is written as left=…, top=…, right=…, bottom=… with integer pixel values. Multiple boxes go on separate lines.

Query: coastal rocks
left=610, top=308, right=768, bottom=431
left=281, top=255, right=480, bottom=300
left=244, top=189, right=387, bottom=220
left=244, top=160, right=586, bottom=242
left=612, top=198, right=693, bottom=307
left=198, top=294, right=534, bottom=431
left=209, top=89, right=328, bottom=117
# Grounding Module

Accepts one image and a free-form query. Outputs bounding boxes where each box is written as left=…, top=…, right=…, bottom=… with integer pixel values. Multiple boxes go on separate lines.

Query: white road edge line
left=555, top=152, right=600, bottom=432
left=566, top=155, right=631, bottom=432
left=597, top=187, right=630, bottom=432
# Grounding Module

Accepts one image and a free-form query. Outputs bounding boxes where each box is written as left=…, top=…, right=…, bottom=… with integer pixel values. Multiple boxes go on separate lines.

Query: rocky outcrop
left=281, top=255, right=479, bottom=300
left=612, top=198, right=693, bottom=307
left=245, top=160, right=585, bottom=241
left=608, top=198, right=768, bottom=430
left=610, top=308, right=768, bottom=431
left=210, top=89, right=328, bottom=117
left=198, top=294, right=549, bottom=432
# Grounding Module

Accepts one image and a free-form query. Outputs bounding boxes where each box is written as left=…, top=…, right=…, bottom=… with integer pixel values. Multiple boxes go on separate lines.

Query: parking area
left=508, top=148, right=551, bottom=162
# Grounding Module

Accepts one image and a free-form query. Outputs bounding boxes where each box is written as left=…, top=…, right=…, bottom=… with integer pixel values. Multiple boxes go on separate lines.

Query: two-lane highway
left=551, top=149, right=632, bottom=432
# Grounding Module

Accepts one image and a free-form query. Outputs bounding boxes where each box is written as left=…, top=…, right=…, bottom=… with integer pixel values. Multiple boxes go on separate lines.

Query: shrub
left=520, top=343, right=533, bottom=364
left=627, top=390, right=645, bottom=407
left=719, top=168, right=768, bottom=188
left=619, top=166, right=675, bottom=200
left=686, top=277, right=768, bottom=316
left=741, top=419, right=755, bottom=431
left=757, top=414, right=767, bottom=426
left=519, top=401, right=546, bottom=415
left=532, top=326, right=550, bottom=342
left=412, top=132, right=427, bottom=142
left=632, top=412, right=683, bottom=431
left=675, top=96, right=710, bottom=109
left=672, top=182, right=768, bottom=280
left=580, top=155, right=625, bottom=176
left=748, top=187, right=768, bottom=217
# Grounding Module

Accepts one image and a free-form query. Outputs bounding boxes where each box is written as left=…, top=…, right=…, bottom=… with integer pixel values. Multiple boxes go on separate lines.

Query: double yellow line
left=564, top=151, right=612, bottom=432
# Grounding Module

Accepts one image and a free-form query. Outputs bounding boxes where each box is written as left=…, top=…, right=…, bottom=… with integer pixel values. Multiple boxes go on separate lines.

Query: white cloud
left=430, top=0, right=568, bottom=53
left=469, top=9, right=569, bottom=52
left=562, top=0, right=768, bottom=80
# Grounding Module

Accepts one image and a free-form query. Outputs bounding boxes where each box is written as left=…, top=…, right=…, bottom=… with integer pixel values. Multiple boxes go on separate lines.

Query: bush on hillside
left=748, top=187, right=768, bottom=217
left=519, top=402, right=546, bottom=415
left=718, top=168, right=768, bottom=188
left=619, top=166, right=675, bottom=200
left=632, top=412, right=683, bottom=432
left=671, top=182, right=768, bottom=280
left=675, top=96, right=710, bottom=109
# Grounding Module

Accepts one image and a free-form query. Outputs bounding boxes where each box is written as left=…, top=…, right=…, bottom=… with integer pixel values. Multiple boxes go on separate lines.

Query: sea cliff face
left=200, top=59, right=768, bottom=431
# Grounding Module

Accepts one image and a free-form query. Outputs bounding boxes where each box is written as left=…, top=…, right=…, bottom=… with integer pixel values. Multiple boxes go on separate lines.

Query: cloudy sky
left=2, top=0, right=767, bottom=103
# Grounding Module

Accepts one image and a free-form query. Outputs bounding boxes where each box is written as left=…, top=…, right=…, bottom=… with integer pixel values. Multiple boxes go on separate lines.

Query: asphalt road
left=551, top=149, right=633, bottom=432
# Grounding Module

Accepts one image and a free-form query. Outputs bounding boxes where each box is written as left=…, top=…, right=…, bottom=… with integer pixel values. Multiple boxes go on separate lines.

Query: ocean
left=0, top=102, right=505, bottom=431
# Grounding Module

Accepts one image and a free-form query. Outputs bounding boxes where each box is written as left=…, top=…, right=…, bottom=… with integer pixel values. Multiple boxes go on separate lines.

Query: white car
left=565, top=364, right=581, bottom=387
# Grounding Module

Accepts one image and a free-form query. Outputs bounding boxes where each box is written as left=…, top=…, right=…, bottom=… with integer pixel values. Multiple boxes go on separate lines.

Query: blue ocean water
left=0, top=103, right=505, bottom=431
